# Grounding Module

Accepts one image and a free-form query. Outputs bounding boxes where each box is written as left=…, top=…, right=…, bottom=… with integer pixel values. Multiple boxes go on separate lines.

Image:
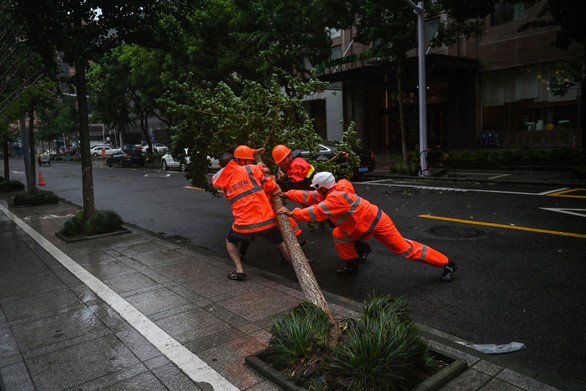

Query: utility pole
left=405, top=0, right=429, bottom=175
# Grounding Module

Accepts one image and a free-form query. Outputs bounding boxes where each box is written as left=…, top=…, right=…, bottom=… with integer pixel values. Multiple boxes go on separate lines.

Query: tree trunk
left=19, top=115, right=34, bottom=191
left=28, top=107, right=37, bottom=191
left=3, top=141, right=10, bottom=180
left=270, top=195, right=341, bottom=343
left=75, top=64, right=96, bottom=221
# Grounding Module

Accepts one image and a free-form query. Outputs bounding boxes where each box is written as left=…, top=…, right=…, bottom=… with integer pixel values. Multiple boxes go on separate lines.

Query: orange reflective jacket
left=286, top=179, right=381, bottom=237
left=287, top=157, right=315, bottom=183
left=212, top=160, right=279, bottom=233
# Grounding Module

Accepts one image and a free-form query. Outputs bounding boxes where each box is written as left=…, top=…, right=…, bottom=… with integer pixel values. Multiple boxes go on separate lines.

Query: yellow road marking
left=546, top=188, right=586, bottom=199
left=418, top=214, right=586, bottom=239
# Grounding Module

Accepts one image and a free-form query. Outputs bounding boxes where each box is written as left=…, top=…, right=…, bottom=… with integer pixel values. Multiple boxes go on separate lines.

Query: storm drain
left=426, top=225, right=484, bottom=239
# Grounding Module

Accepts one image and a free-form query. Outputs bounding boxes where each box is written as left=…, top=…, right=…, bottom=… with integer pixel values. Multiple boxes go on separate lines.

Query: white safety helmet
left=311, top=171, right=336, bottom=190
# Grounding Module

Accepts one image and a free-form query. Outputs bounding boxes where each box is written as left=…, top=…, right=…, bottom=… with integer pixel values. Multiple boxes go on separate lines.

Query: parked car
left=141, top=143, right=168, bottom=154
left=161, top=149, right=219, bottom=172
left=106, top=150, right=145, bottom=167
left=161, top=149, right=190, bottom=171
left=90, top=145, right=117, bottom=156
left=300, top=142, right=376, bottom=176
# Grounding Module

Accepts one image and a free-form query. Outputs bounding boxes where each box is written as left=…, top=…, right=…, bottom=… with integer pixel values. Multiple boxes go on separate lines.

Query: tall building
left=311, top=1, right=582, bottom=151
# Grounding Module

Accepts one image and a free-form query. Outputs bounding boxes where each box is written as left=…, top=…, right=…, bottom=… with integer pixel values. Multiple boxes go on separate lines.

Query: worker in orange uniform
left=272, top=144, right=316, bottom=191
left=272, top=144, right=371, bottom=261
left=277, top=171, right=457, bottom=281
left=212, top=145, right=292, bottom=280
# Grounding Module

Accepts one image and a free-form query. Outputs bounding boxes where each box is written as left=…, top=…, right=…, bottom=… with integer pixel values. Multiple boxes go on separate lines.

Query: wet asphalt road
left=7, top=158, right=586, bottom=388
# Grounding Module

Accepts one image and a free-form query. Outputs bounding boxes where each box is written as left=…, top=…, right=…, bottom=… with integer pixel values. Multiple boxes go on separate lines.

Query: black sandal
left=228, top=271, right=247, bottom=281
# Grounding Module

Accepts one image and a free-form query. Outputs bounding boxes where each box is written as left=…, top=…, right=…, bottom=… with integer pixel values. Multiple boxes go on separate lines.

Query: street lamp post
left=405, top=0, right=429, bottom=175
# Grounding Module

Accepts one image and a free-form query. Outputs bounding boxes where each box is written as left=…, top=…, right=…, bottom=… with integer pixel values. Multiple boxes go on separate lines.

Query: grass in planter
left=13, top=190, right=59, bottom=206
left=0, top=180, right=25, bottom=192
left=59, top=209, right=124, bottom=237
left=263, top=296, right=436, bottom=391
left=325, top=297, right=434, bottom=390
left=265, top=302, right=331, bottom=370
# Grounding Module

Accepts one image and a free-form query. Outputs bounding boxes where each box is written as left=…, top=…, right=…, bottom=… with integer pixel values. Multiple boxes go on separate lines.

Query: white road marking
left=538, top=187, right=570, bottom=196
left=488, top=173, right=511, bottom=180
left=0, top=204, right=238, bottom=391
left=23, top=214, right=75, bottom=220
left=144, top=173, right=171, bottom=178
left=540, top=207, right=586, bottom=218
left=359, top=181, right=543, bottom=195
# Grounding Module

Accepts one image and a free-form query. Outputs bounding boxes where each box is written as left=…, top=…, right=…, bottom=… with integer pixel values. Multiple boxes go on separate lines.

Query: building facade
left=312, top=2, right=582, bottom=152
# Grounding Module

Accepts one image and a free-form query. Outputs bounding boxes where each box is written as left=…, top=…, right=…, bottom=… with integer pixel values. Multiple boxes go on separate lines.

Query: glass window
left=491, top=2, right=527, bottom=26
left=331, top=45, right=342, bottom=60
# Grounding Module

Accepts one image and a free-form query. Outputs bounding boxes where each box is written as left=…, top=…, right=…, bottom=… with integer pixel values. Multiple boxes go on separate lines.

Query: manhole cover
left=426, top=226, right=484, bottom=239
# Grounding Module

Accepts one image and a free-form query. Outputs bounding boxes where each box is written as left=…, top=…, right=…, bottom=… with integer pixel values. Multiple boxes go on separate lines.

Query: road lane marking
left=361, top=181, right=539, bottom=195
left=545, top=188, right=586, bottom=199
left=418, top=214, right=586, bottom=239
left=488, top=173, right=511, bottom=180
left=540, top=208, right=586, bottom=218
left=0, top=204, right=239, bottom=391
left=144, top=173, right=171, bottom=178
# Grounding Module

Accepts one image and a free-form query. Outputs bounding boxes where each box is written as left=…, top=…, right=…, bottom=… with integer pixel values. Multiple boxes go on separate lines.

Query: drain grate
left=426, top=225, right=484, bottom=239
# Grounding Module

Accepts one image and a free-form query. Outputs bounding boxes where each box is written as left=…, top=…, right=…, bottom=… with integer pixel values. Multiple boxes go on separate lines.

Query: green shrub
left=12, top=190, right=59, bottom=206
left=325, top=297, right=433, bottom=391
left=0, top=180, right=25, bottom=192
left=85, top=209, right=123, bottom=235
left=264, top=296, right=435, bottom=391
left=265, top=302, right=331, bottom=370
left=59, top=209, right=124, bottom=237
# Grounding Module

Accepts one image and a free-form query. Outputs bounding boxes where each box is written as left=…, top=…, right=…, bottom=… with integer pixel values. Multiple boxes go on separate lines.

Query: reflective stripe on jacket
left=287, top=179, right=380, bottom=237
left=212, top=159, right=278, bottom=233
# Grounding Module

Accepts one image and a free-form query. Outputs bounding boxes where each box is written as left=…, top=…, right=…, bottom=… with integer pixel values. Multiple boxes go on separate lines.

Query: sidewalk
left=0, top=194, right=567, bottom=390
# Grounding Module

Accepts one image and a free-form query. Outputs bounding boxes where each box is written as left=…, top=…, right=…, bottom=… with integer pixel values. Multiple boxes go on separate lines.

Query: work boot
left=440, top=261, right=458, bottom=282
left=354, top=240, right=372, bottom=263
left=336, top=259, right=359, bottom=276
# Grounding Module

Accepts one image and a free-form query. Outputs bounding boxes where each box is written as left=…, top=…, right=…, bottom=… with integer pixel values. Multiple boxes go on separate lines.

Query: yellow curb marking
left=418, top=214, right=586, bottom=239
left=546, top=188, right=586, bottom=199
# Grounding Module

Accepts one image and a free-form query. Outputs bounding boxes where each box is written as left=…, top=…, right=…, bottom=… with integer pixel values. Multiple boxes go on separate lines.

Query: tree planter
left=245, top=348, right=467, bottom=391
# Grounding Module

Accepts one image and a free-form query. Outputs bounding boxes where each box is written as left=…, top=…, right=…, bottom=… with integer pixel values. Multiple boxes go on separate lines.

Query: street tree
left=88, top=44, right=168, bottom=153
left=8, top=0, right=192, bottom=220
left=164, top=75, right=362, bottom=339
left=520, top=0, right=585, bottom=147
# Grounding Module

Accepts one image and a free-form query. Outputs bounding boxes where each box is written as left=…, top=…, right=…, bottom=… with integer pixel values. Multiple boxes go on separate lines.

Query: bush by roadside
left=264, top=296, right=437, bottom=390
left=59, top=209, right=124, bottom=237
left=13, top=190, right=59, bottom=207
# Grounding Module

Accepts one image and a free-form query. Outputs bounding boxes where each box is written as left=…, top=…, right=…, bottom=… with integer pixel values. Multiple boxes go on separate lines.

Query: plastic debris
left=457, top=341, right=526, bottom=355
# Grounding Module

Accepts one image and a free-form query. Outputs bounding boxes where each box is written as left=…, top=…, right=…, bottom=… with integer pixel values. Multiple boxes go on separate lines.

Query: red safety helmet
left=272, top=144, right=291, bottom=164
left=234, top=145, right=255, bottom=160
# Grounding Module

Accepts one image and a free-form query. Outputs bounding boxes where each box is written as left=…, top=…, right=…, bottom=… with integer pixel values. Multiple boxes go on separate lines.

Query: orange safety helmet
left=234, top=145, right=255, bottom=160
left=272, top=144, right=291, bottom=164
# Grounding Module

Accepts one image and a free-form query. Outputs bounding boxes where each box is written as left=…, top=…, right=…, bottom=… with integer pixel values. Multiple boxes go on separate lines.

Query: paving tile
left=115, top=327, right=161, bottom=361
left=0, top=325, right=19, bottom=362
left=183, top=274, right=265, bottom=300
left=219, top=286, right=301, bottom=323
left=246, top=380, right=282, bottom=391
left=72, top=362, right=149, bottom=391
left=80, top=259, right=139, bottom=280
left=143, top=355, right=171, bottom=371
left=198, top=334, right=267, bottom=390
left=478, top=377, right=525, bottom=390
left=101, top=371, right=168, bottom=390
left=156, top=260, right=224, bottom=283
left=124, top=286, right=190, bottom=316
left=0, top=271, right=63, bottom=300
left=472, top=359, right=504, bottom=376
left=425, top=339, right=481, bottom=367
left=0, top=285, right=85, bottom=322
left=151, top=363, right=203, bottom=391
left=440, top=368, right=492, bottom=390
left=184, top=327, right=248, bottom=354
left=10, top=307, right=108, bottom=358
left=0, top=361, right=35, bottom=391
left=103, top=271, right=160, bottom=294
left=201, top=303, right=249, bottom=328
left=0, top=260, right=52, bottom=285
left=497, top=368, right=562, bottom=390
left=155, top=307, right=231, bottom=344
left=26, top=333, right=141, bottom=390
